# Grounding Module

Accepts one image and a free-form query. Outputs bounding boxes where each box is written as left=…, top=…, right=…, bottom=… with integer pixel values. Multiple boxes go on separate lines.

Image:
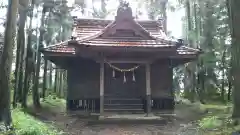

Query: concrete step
left=104, top=98, right=144, bottom=112
left=104, top=108, right=144, bottom=112
left=104, top=98, right=143, bottom=104
left=104, top=104, right=144, bottom=112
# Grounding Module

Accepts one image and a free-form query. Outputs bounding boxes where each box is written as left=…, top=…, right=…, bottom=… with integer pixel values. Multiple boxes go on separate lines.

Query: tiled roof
left=73, top=18, right=166, bottom=40
left=70, top=18, right=178, bottom=51
left=43, top=18, right=200, bottom=56
left=43, top=41, right=199, bottom=56
left=43, top=41, right=75, bottom=54
left=42, top=3, right=201, bottom=62
left=78, top=39, right=176, bottom=47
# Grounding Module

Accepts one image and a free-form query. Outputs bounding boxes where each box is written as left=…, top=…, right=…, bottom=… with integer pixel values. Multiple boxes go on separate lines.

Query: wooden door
left=105, top=65, right=139, bottom=98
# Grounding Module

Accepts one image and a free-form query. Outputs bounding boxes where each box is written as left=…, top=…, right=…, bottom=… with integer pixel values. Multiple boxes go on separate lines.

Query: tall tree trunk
left=226, top=0, right=232, bottom=102
left=54, top=68, right=58, bottom=93
left=22, top=0, right=34, bottom=108
left=59, top=71, right=63, bottom=97
left=221, top=49, right=226, bottom=101
left=0, top=0, right=18, bottom=130
left=49, top=63, right=52, bottom=89
left=33, top=6, right=46, bottom=108
left=13, top=6, right=28, bottom=107
left=184, top=0, right=196, bottom=102
left=160, top=1, right=168, bottom=33
left=228, top=0, right=240, bottom=118
left=42, top=59, right=47, bottom=98
left=101, top=0, right=107, bottom=15
left=228, top=73, right=232, bottom=101
left=227, top=57, right=233, bottom=102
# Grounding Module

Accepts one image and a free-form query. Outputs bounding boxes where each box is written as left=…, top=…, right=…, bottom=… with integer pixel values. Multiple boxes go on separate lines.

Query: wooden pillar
left=146, top=63, right=151, bottom=116
left=99, top=61, right=104, bottom=117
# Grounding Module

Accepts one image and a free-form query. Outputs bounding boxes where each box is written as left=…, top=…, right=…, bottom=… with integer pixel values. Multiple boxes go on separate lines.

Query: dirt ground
left=28, top=102, right=206, bottom=135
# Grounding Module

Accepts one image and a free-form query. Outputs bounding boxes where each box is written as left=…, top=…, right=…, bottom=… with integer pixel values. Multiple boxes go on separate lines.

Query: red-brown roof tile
left=77, top=38, right=176, bottom=47
left=42, top=18, right=200, bottom=56
left=72, top=18, right=165, bottom=40
left=43, top=41, right=199, bottom=56
left=43, top=41, right=75, bottom=54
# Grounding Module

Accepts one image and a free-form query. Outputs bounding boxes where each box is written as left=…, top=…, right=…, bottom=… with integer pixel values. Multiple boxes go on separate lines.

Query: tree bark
left=32, top=6, right=46, bottom=108
left=13, top=6, right=28, bottom=107
left=228, top=0, right=240, bottom=118
left=54, top=68, right=58, bottom=93
left=184, top=0, right=196, bottom=102
left=160, top=1, right=168, bottom=33
left=42, top=59, right=47, bottom=98
left=0, top=0, right=19, bottom=129
left=22, top=1, right=34, bottom=108
left=49, top=63, right=52, bottom=89
left=221, top=49, right=226, bottom=101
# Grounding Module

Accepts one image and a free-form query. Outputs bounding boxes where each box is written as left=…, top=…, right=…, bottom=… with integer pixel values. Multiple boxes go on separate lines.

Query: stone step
left=104, top=98, right=144, bottom=112
left=104, top=108, right=144, bottom=113
left=104, top=104, right=143, bottom=109
left=104, top=98, right=143, bottom=105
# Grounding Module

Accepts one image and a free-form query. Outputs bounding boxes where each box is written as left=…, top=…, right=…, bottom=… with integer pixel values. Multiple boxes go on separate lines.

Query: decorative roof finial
left=116, top=0, right=133, bottom=21
left=176, top=39, right=184, bottom=48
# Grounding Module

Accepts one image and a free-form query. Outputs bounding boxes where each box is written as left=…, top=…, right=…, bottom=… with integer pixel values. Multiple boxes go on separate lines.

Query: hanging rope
left=104, top=59, right=140, bottom=82
left=104, top=60, right=140, bottom=72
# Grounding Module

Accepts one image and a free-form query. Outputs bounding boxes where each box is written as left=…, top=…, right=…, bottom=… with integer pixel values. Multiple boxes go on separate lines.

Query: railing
left=151, top=98, right=175, bottom=111
left=143, top=98, right=175, bottom=112
left=67, top=99, right=100, bottom=113
left=67, top=97, right=175, bottom=113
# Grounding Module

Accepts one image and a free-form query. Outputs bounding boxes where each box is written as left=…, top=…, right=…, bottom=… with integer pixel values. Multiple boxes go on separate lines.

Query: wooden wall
left=67, top=59, right=100, bottom=99
left=151, top=61, right=173, bottom=99
left=66, top=58, right=173, bottom=100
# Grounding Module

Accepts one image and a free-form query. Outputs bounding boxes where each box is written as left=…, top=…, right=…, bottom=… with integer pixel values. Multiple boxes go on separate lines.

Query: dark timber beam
left=146, top=63, right=152, bottom=116
left=96, top=58, right=153, bottom=64
left=99, top=60, right=104, bottom=119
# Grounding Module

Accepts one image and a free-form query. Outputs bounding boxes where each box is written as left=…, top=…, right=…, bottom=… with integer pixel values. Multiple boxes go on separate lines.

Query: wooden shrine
left=41, top=2, right=202, bottom=116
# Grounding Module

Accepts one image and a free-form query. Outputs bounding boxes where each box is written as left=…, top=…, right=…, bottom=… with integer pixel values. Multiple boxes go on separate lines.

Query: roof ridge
left=74, top=18, right=163, bottom=23
left=132, top=19, right=156, bottom=40
left=76, top=21, right=116, bottom=43
left=75, top=19, right=159, bottom=44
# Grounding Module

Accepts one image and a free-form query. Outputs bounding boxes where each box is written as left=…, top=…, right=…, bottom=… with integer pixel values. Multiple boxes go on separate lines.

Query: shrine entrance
left=103, top=62, right=146, bottom=112
left=105, top=63, right=145, bottom=98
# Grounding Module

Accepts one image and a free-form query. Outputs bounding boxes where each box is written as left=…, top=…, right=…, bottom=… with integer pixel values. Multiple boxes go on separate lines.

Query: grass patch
left=196, top=103, right=240, bottom=135
left=199, top=115, right=223, bottom=129
left=0, top=109, right=63, bottom=135
left=1, top=95, right=66, bottom=135
left=41, top=95, right=66, bottom=112
left=176, top=100, right=238, bottom=135
left=198, top=114, right=235, bottom=135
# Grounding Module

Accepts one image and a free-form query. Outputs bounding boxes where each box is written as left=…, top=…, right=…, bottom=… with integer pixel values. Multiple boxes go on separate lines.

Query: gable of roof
left=72, top=18, right=166, bottom=40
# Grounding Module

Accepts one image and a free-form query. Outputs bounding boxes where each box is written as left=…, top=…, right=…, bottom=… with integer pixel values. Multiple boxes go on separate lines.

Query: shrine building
left=41, top=2, right=201, bottom=117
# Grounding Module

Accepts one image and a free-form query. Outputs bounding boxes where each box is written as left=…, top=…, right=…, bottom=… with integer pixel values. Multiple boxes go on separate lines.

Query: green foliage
left=199, top=116, right=223, bottom=129
left=41, top=95, right=66, bottom=111
left=196, top=104, right=240, bottom=135
left=173, top=0, right=232, bottom=102
left=12, top=109, right=62, bottom=135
